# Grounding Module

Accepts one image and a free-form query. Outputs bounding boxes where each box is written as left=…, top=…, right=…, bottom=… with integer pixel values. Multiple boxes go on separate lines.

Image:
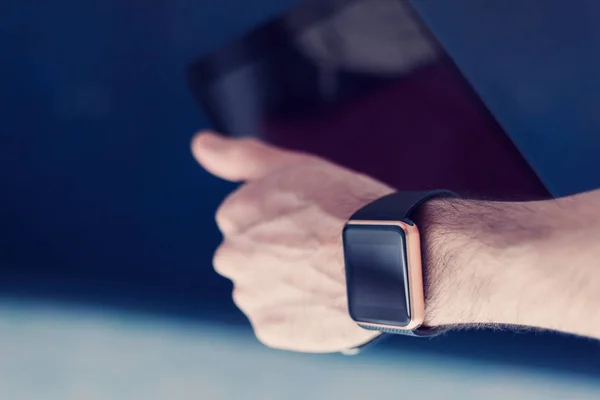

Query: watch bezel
left=344, top=219, right=425, bottom=332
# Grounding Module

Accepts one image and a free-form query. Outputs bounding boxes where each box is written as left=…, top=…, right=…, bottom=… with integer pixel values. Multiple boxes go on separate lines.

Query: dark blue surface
left=2, top=0, right=600, bottom=378
left=411, top=0, right=600, bottom=196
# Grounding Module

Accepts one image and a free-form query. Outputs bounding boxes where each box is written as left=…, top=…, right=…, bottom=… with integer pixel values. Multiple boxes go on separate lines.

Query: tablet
left=187, top=0, right=548, bottom=200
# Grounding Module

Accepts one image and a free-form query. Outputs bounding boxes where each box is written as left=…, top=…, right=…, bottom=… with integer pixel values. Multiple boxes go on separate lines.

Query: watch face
left=343, top=224, right=411, bottom=326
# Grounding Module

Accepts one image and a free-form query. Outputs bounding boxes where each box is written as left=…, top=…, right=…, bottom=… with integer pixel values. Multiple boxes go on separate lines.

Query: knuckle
left=212, top=242, right=238, bottom=279
left=215, top=203, right=237, bottom=234
left=215, top=185, right=258, bottom=235
left=215, top=193, right=244, bottom=234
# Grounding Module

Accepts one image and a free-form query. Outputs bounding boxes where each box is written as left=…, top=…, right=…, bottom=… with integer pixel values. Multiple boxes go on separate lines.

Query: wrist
left=416, top=193, right=600, bottom=338
left=414, top=198, right=484, bottom=327
left=415, top=198, right=544, bottom=328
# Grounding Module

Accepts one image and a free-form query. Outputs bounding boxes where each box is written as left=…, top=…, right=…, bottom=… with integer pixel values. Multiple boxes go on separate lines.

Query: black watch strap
left=346, top=189, right=459, bottom=353
left=350, top=190, right=458, bottom=223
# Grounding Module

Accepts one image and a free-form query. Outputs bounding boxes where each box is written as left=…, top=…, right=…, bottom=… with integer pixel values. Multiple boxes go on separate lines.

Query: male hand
left=191, top=132, right=393, bottom=353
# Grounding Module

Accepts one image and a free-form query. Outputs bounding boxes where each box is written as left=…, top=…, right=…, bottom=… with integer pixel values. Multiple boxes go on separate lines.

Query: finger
left=212, top=241, right=239, bottom=280
left=191, top=131, right=304, bottom=182
left=213, top=240, right=259, bottom=281
left=215, top=184, right=262, bottom=235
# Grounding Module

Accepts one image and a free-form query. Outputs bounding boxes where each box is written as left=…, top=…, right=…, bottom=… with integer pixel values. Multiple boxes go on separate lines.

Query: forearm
left=417, top=189, right=600, bottom=338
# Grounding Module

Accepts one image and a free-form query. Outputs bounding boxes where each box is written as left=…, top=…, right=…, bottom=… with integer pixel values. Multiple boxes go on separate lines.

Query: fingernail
left=194, top=131, right=226, bottom=150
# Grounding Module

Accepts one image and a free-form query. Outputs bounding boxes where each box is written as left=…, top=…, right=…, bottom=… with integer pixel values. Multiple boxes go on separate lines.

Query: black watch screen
left=343, top=224, right=411, bottom=326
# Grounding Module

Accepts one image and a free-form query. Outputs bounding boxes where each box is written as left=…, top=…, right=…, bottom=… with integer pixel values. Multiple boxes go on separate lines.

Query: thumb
left=191, top=131, right=303, bottom=182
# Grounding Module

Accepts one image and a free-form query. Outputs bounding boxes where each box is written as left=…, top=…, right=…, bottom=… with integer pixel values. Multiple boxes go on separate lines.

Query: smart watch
left=341, top=190, right=458, bottom=354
